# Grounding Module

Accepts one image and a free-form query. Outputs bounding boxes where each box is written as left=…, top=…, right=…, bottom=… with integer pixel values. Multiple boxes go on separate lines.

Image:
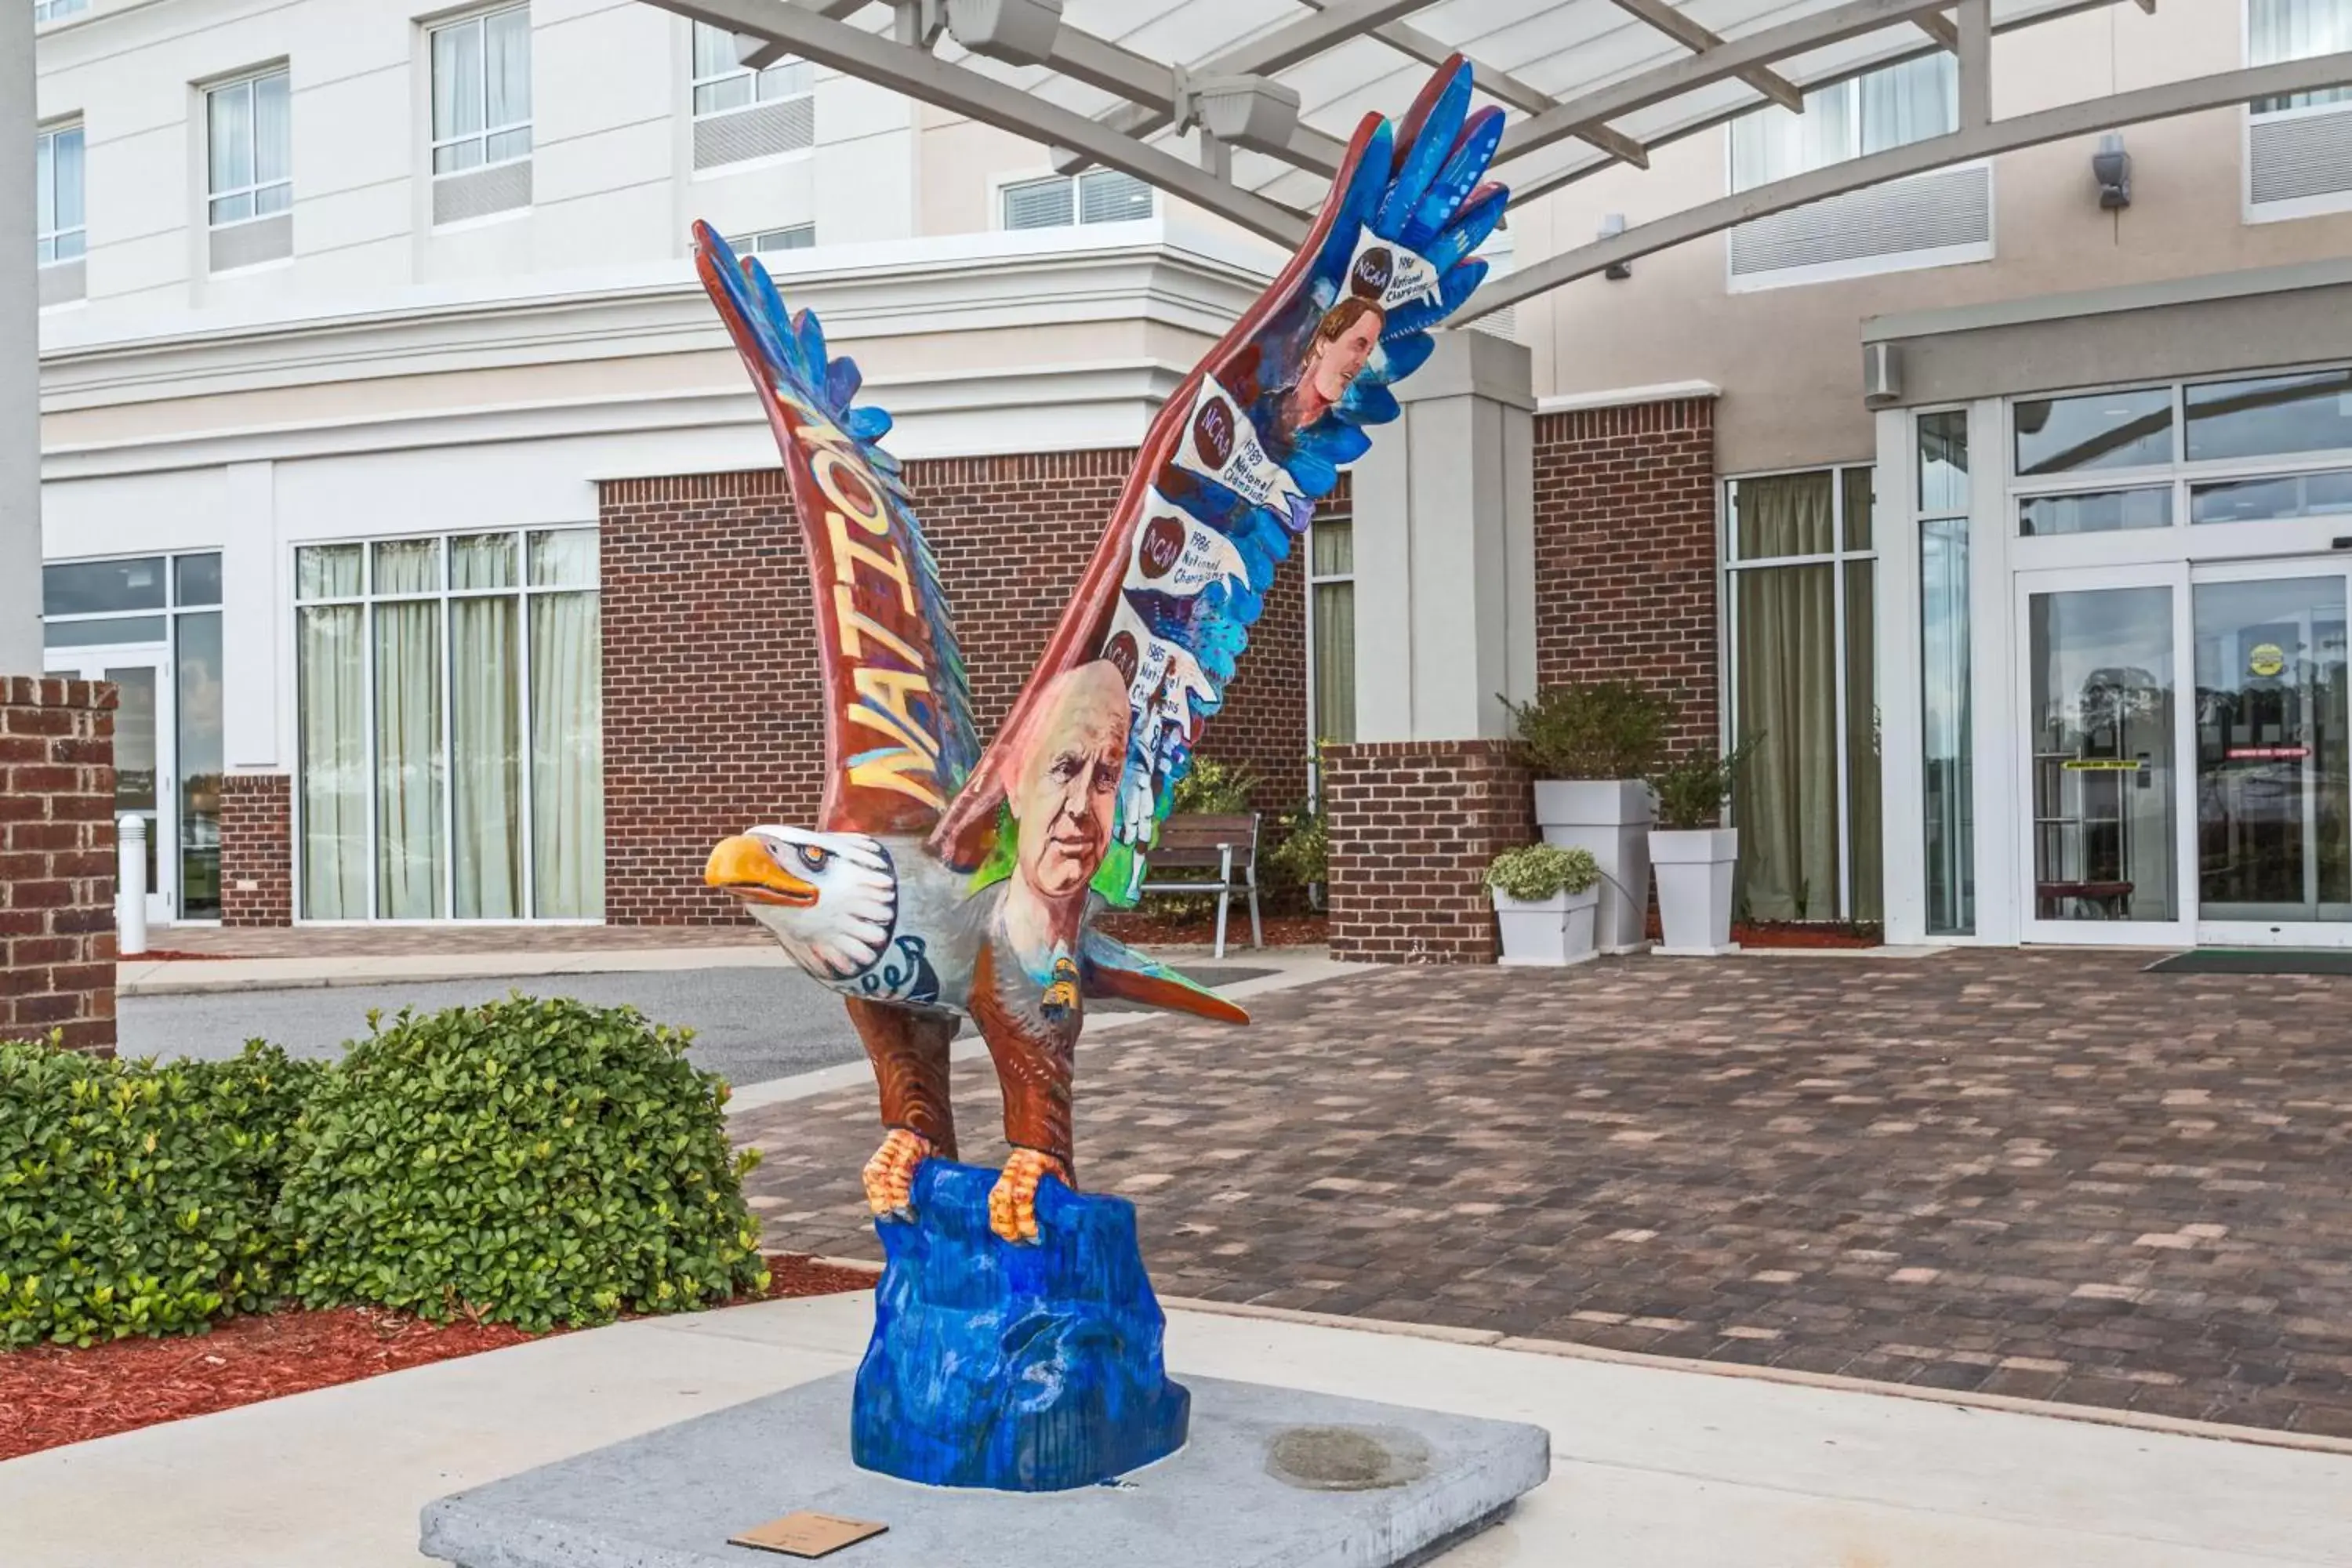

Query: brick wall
left=1, top=677, right=117, bottom=1056
left=1531, top=396, right=1719, bottom=749
left=220, top=772, right=292, bottom=927
left=1323, top=739, right=1532, bottom=964
left=600, top=451, right=1311, bottom=925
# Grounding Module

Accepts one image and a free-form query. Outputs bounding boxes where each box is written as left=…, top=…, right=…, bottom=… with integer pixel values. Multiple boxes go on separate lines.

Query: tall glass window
left=206, top=68, right=291, bottom=227
left=40, top=551, right=225, bottom=919
left=1724, top=466, right=1881, bottom=923
left=35, top=122, right=84, bottom=265
left=432, top=5, right=533, bottom=173
left=293, top=528, right=602, bottom=920
left=1308, top=514, right=1356, bottom=747
left=1918, top=409, right=1974, bottom=935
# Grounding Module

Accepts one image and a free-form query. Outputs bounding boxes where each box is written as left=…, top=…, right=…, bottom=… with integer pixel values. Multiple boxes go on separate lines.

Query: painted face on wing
left=1307, top=302, right=1383, bottom=403
left=1009, top=661, right=1130, bottom=904
left=703, top=826, right=898, bottom=980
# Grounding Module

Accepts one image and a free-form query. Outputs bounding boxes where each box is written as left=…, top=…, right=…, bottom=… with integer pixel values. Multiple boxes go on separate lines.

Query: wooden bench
left=1140, top=811, right=1263, bottom=958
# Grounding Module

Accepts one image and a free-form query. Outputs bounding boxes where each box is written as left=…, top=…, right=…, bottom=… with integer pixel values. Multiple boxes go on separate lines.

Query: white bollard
left=116, top=812, right=147, bottom=959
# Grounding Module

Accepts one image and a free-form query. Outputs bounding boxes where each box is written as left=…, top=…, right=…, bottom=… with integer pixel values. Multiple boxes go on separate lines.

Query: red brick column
left=1532, top=395, right=1719, bottom=749
left=220, top=772, right=292, bottom=927
left=597, top=455, right=1311, bottom=926
left=1323, top=739, right=1533, bottom=964
left=2, top=677, right=118, bottom=1056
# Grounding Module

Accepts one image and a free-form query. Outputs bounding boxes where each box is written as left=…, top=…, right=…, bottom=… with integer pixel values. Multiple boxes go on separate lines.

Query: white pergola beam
left=1047, top=27, right=1348, bottom=176
left=1497, top=0, right=1962, bottom=167
left=0, top=0, right=35, bottom=673
left=1913, top=10, right=1960, bottom=49
left=1465, top=49, right=2352, bottom=318
left=655, top=0, right=1312, bottom=245
left=1606, top=0, right=1806, bottom=113
left=1297, top=0, right=1649, bottom=169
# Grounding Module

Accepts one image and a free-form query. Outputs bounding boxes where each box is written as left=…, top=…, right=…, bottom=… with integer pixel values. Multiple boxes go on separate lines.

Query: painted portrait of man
left=1280, top=296, right=1385, bottom=435
left=996, top=659, right=1130, bottom=964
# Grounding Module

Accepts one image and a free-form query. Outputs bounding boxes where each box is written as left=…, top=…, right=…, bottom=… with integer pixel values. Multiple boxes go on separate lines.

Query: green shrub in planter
left=1504, top=682, right=1677, bottom=780
left=1647, top=738, right=1760, bottom=830
left=278, top=996, right=767, bottom=1332
left=0, top=1038, right=321, bottom=1348
left=1484, top=844, right=1601, bottom=903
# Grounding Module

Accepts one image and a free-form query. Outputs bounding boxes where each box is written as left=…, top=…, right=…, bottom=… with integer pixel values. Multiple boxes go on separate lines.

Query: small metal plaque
left=728, top=1512, right=887, bottom=1559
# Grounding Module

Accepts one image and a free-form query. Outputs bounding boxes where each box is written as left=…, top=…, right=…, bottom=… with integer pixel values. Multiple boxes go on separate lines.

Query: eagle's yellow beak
left=704, top=834, right=818, bottom=907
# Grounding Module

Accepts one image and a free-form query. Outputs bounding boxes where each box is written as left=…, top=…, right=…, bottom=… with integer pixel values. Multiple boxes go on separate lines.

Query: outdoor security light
left=1198, top=75, right=1303, bottom=157
left=2093, top=132, right=2132, bottom=210
left=946, top=0, right=1065, bottom=66
left=1599, top=212, right=1632, bottom=281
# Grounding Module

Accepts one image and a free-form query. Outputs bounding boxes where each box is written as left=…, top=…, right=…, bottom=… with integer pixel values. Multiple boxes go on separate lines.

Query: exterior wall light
left=2093, top=132, right=2132, bottom=209
left=1599, top=212, right=1632, bottom=281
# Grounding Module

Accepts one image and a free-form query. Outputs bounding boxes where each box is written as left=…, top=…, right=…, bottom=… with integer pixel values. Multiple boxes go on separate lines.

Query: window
left=294, top=529, right=603, bottom=921
left=41, top=553, right=225, bottom=919
left=34, top=0, right=87, bottom=21
left=1001, top=169, right=1153, bottom=230
left=36, top=122, right=84, bottom=265
left=1726, top=55, right=1988, bottom=288
left=692, top=22, right=813, bottom=169
left=2249, top=0, right=2352, bottom=114
left=1307, top=514, right=1355, bottom=747
left=1917, top=411, right=1973, bottom=935
left=206, top=69, right=290, bottom=227
left=1724, top=466, right=1881, bottom=923
left=433, top=6, right=532, bottom=173
left=729, top=223, right=815, bottom=259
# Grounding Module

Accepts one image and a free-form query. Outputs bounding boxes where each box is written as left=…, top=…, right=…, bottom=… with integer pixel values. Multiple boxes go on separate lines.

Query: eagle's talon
left=988, top=1149, right=1069, bottom=1243
left=862, top=1128, right=933, bottom=1221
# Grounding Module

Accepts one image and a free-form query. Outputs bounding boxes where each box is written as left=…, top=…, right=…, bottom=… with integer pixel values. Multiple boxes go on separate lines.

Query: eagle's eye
left=795, top=843, right=832, bottom=873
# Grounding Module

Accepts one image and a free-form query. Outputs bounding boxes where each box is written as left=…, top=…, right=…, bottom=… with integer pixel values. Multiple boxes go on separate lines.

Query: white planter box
left=1492, top=884, right=1600, bottom=967
left=1534, top=779, right=1652, bottom=955
left=1649, top=826, right=1740, bottom=956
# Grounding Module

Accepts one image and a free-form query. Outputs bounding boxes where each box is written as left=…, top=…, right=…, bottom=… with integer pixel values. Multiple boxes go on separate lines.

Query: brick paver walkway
left=735, top=950, right=2352, bottom=1439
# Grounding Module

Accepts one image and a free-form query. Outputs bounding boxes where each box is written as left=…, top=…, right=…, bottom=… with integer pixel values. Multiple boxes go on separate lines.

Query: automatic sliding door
left=2024, top=581, right=2183, bottom=935
left=2191, top=572, right=2352, bottom=928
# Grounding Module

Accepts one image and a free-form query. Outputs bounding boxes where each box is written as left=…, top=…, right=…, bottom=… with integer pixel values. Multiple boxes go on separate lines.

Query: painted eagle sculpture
left=698, top=60, right=1505, bottom=1243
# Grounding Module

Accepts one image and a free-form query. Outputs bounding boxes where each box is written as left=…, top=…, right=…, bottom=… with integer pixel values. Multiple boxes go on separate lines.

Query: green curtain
left=1732, top=474, right=1840, bottom=920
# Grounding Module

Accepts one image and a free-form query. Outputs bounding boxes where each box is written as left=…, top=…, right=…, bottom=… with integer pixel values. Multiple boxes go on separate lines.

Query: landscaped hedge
left=0, top=997, right=768, bottom=1348
left=0, top=1040, right=321, bottom=1348
left=278, top=996, right=768, bottom=1333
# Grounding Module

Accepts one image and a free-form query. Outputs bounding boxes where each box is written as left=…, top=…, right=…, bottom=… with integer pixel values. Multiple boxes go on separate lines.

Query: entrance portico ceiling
left=652, top=0, right=2352, bottom=319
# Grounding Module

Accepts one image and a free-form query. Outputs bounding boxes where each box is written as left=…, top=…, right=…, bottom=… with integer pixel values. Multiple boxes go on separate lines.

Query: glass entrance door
left=2191, top=566, right=2352, bottom=939
left=43, top=648, right=176, bottom=926
left=2016, top=568, right=2193, bottom=945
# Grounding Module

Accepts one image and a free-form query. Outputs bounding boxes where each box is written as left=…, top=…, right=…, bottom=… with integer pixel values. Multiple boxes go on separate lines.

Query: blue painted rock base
left=851, top=1160, right=1190, bottom=1491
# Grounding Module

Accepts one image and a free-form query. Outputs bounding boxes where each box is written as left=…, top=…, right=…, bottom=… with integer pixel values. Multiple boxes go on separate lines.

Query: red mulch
left=1642, top=909, right=1882, bottom=949
left=1094, top=912, right=1328, bottom=948
left=0, top=1254, right=876, bottom=1461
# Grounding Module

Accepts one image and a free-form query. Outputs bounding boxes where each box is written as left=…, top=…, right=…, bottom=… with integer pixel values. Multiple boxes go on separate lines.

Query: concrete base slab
left=419, top=1370, right=1549, bottom=1568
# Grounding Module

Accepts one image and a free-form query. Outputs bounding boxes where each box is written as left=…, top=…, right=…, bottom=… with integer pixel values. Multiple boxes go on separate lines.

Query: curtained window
left=432, top=5, right=533, bottom=173
left=1730, top=55, right=1955, bottom=191
left=1725, top=467, right=1882, bottom=923
left=2251, top=0, right=2352, bottom=114
left=295, top=528, right=601, bottom=920
left=1308, top=515, right=1356, bottom=748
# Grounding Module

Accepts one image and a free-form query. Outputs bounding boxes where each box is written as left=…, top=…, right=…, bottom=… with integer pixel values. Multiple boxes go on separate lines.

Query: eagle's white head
left=704, top=826, right=899, bottom=982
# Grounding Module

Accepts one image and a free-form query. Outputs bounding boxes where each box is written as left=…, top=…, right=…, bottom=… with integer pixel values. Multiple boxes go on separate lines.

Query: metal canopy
left=647, top=0, right=2352, bottom=314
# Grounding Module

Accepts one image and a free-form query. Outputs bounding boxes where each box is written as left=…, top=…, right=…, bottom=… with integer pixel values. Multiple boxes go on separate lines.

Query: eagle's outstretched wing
left=692, top=223, right=980, bottom=838
left=929, top=59, right=1504, bottom=896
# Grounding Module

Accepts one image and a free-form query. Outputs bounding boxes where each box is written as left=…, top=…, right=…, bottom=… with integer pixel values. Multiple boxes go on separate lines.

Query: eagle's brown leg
left=844, top=997, right=959, bottom=1219
left=970, top=947, right=1075, bottom=1243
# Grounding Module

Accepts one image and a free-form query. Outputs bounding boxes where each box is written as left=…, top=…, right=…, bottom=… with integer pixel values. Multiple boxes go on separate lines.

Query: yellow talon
left=988, top=1149, right=1069, bottom=1243
left=862, top=1128, right=932, bottom=1219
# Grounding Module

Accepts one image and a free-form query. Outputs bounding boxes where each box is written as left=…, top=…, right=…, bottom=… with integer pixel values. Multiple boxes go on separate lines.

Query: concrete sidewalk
left=2, top=1289, right=2344, bottom=1567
